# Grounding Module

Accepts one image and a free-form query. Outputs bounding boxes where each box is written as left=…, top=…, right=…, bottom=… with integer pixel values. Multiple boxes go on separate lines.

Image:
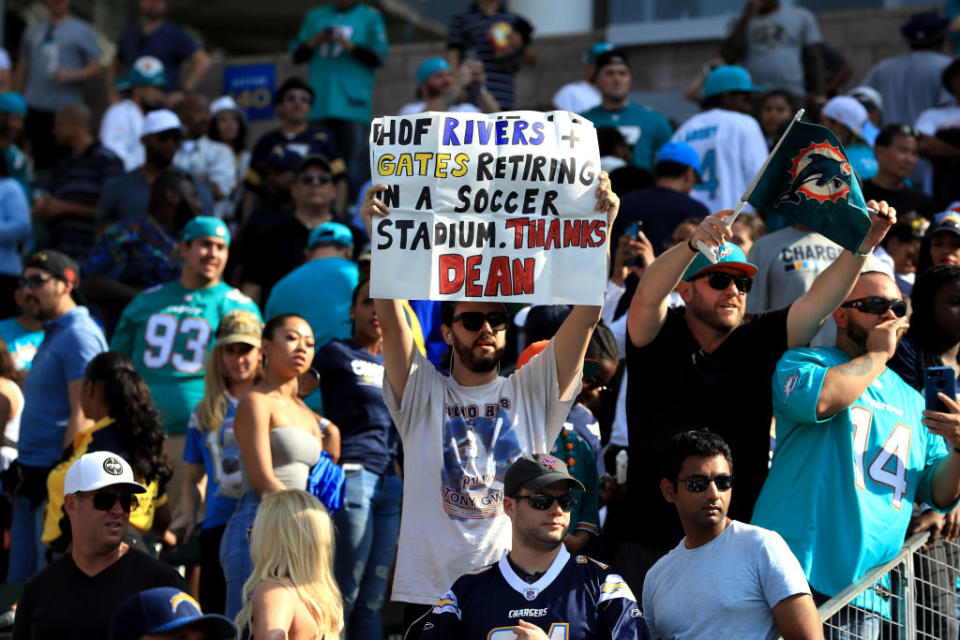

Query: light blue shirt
left=0, top=317, right=44, bottom=371
left=752, top=347, right=954, bottom=603
left=0, top=178, right=30, bottom=276
left=18, top=307, right=107, bottom=467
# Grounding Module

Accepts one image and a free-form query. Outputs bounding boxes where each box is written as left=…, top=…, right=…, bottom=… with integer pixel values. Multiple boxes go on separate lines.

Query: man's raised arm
left=360, top=184, right=416, bottom=405
left=627, top=212, right=733, bottom=348
left=786, top=200, right=895, bottom=349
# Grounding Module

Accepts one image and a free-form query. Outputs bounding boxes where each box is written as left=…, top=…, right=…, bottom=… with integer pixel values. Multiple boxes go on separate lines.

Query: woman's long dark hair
left=84, top=351, right=172, bottom=486
left=208, top=110, right=248, bottom=154
left=908, top=264, right=960, bottom=372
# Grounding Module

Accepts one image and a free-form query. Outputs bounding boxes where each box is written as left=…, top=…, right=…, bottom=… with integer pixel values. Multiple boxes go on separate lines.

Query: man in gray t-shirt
left=642, top=429, right=818, bottom=640
left=721, top=0, right=823, bottom=100
left=15, top=0, right=102, bottom=170
left=746, top=226, right=843, bottom=347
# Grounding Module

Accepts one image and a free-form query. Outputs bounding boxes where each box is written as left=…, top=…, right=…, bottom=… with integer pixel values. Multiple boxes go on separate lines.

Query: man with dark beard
left=752, top=270, right=960, bottom=637
left=621, top=203, right=896, bottom=592
left=357, top=176, right=619, bottom=636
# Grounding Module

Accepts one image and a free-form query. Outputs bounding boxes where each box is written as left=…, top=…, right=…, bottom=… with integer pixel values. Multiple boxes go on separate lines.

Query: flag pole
left=696, top=108, right=805, bottom=263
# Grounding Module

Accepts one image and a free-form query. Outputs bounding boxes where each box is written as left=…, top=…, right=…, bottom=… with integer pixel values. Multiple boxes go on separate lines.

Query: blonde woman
left=236, top=489, right=343, bottom=639
left=221, top=313, right=339, bottom=620
left=166, top=309, right=263, bottom=614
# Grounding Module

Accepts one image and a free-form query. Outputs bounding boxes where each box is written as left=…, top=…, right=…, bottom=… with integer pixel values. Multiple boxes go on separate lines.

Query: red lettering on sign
left=505, top=218, right=528, bottom=249
left=513, top=258, right=534, bottom=294
left=545, top=218, right=561, bottom=250
left=563, top=220, right=582, bottom=248
left=485, top=256, right=511, bottom=296
left=439, top=254, right=464, bottom=294
left=465, top=255, right=483, bottom=296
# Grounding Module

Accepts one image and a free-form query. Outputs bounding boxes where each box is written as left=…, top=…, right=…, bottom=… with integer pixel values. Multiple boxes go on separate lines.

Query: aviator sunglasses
left=452, top=311, right=508, bottom=332
left=677, top=474, right=734, bottom=493
left=75, top=491, right=139, bottom=512
left=694, top=272, right=753, bottom=294
left=840, top=297, right=907, bottom=318
left=513, top=493, right=577, bottom=512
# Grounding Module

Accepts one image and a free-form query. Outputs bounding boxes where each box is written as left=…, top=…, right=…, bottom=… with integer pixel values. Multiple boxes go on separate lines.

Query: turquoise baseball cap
left=417, top=57, right=451, bottom=85
left=656, top=141, right=703, bottom=180
left=584, top=41, right=614, bottom=64
left=114, top=56, right=167, bottom=91
left=702, top=65, right=764, bottom=100
left=682, top=242, right=758, bottom=281
left=0, top=92, right=26, bottom=116
left=308, top=222, right=353, bottom=249
left=182, top=216, right=230, bottom=247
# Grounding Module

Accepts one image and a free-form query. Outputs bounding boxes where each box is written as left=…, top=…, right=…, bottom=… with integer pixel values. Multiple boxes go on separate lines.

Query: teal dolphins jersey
left=752, top=346, right=954, bottom=610
left=110, top=281, right=261, bottom=434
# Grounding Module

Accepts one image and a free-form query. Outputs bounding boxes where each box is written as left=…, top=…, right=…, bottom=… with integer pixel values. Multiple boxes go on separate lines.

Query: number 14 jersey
left=110, top=281, right=261, bottom=435
left=752, top=346, right=954, bottom=598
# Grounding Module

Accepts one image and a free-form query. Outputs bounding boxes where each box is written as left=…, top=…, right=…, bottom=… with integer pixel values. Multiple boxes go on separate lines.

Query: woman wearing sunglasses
left=235, top=489, right=343, bottom=639
left=220, top=313, right=339, bottom=621
left=41, top=351, right=173, bottom=553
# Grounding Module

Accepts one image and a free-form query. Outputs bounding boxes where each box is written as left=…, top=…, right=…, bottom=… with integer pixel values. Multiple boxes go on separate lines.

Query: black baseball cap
left=25, top=250, right=80, bottom=285
left=901, top=12, right=949, bottom=46
left=593, top=49, right=630, bottom=72
left=504, top=453, right=585, bottom=497
left=274, top=77, right=315, bottom=105
left=110, top=588, right=235, bottom=640
left=296, top=153, right=332, bottom=175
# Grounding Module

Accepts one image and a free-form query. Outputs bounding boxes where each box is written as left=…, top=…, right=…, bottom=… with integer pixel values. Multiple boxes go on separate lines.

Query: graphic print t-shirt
left=385, top=340, right=577, bottom=604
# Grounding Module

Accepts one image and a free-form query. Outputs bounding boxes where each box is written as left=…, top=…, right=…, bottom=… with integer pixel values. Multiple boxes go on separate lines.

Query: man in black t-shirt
left=862, top=124, right=937, bottom=219
left=13, top=452, right=186, bottom=640
left=619, top=205, right=895, bottom=592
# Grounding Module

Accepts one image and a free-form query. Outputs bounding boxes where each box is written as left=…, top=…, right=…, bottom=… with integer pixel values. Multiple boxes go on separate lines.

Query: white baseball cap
left=821, top=96, right=870, bottom=144
left=63, top=451, right=147, bottom=497
left=210, top=95, right=244, bottom=119
left=141, top=109, right=183, bottom=138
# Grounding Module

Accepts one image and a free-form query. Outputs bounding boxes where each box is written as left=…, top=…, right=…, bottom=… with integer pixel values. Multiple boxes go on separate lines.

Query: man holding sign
left=620, top=199, right=895, bottom=590
left=358, top=110, right=617, bottom=631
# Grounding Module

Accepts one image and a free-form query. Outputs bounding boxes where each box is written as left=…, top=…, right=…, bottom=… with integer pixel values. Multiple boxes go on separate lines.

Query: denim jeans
left=7, top=496, right=46, bottom=582
left=333, top=466, right=402, bottom=640
left=823, top=609, right=881, bottom=640
left=220, top=491, right=260, bottom=621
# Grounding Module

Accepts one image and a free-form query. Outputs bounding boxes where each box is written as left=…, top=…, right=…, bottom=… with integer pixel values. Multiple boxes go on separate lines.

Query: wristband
left=687, top=237, right=698, bottom=253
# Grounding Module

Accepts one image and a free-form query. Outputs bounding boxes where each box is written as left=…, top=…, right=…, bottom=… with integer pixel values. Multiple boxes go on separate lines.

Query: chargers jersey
left=110, top=281, right=261, bottom=435
left=421, top=547, right=649, bottom=640
left=671, top=108, right=768, bottom=212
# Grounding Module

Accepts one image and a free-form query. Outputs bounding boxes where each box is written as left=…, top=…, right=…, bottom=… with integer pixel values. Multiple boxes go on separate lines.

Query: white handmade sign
left=368, top=110, right=605, bottom=304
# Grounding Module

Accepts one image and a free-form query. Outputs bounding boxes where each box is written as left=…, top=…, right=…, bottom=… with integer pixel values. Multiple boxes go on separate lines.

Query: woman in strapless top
left=221, top=313, right=341, bottom=622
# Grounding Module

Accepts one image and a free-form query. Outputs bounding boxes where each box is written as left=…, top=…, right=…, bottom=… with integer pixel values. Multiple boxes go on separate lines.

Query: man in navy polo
left=7, top=250, right=107, bottom=581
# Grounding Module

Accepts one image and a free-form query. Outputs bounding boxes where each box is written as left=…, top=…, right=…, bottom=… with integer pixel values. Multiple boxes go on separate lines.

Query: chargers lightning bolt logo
left=776, top=141, right=852, bottom=207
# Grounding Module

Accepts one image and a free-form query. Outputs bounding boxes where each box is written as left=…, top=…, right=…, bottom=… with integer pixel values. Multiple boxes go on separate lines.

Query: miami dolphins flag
left=744, top=112, right=871, bottom=252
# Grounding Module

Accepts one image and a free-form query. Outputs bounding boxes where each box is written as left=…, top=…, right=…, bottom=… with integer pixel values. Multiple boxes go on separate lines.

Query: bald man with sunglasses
left=751, top=270, right=960, bottom=637
left=620, top=202, right=896, bottom=591
left=358, top=176, right=619, bottom=635
left=13, top=452, right=186, bottom=640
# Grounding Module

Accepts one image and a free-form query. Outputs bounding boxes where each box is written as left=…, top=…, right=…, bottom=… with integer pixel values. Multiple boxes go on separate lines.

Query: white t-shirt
left=385, top=340, right=578, bottom=605
left=99, top=99, right=145, bottom=171
left=746, top=226, right=842, bottom=347
left=642, top=520, right=811, bottom=640
left=672, top=108, right=768, bottom=213
left=553, top=79, right=601, bottom=113
left=398, top=101, right=480, bottom=116
left=915, top=105, right=960, bottom=194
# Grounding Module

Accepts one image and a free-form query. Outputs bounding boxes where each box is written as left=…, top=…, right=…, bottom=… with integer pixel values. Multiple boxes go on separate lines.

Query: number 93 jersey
left=752, top=346, right=955, bottom=599
left=110, top=281, right=261, bottom=435
left=421, top=547, right=650, bottom=640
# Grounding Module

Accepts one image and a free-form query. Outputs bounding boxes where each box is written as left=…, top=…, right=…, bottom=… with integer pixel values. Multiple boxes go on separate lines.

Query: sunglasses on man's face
left=513, top=493, right=577, bottom=512
left=18, top=273, right=55, bottom=289
left=695, top=271, right=753, bottom=294
left=154, top=131, right=183, bottom=144
left=283, top=92, right=312, bottom=104
left=298, top=173, right=332, bottom=185
left=840, top=296, right=907, bottom=318
left=76, top=491, right=139, bottom=512
left=452, top=311, right=508, bottom=332
left=677, top=474, right=734, bottom=493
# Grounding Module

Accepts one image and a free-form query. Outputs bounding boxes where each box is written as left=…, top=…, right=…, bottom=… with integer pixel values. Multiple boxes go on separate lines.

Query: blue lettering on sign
left=440, top=119, right=547, bottom=146
left=223, top=64, right=276, bottom=122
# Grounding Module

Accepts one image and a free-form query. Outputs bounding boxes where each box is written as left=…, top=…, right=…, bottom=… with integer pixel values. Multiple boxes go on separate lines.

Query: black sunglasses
left=678, top=474, right=734, bottom=493
left=154, top=130, right=183, bottom=143
left=452, top=311, right=508, bottom=332
left=18, top=273, right=55, bottom=289
left=299, top=173, right=332, bottom=185
left=695, top=271, right=753, bottom=294
left=76, top=491, right=139, bottom=512
left=840, top=296, right=907, bottom=318
left=513, top=493, right=577, bottom=512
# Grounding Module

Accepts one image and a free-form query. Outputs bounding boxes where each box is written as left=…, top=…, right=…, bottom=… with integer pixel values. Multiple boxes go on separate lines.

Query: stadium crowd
left=0, top=0, right=956, bottom=638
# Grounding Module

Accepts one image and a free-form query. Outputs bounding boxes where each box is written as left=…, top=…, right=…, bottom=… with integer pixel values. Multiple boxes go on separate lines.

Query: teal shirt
left=6, top=145, right=31, bottom=203
left=581, top=102, right=673, bottom=170
left=847, top=143, right=877, bottom=181
left=752, top=347, right=954, bottom=605
left=110, top=281, right=261, bottom=435
left=290, top=3, right=388, bottom=123
left=0, top=316, right=43, bottom=371
left=551, top=428, right=600, bottom=537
